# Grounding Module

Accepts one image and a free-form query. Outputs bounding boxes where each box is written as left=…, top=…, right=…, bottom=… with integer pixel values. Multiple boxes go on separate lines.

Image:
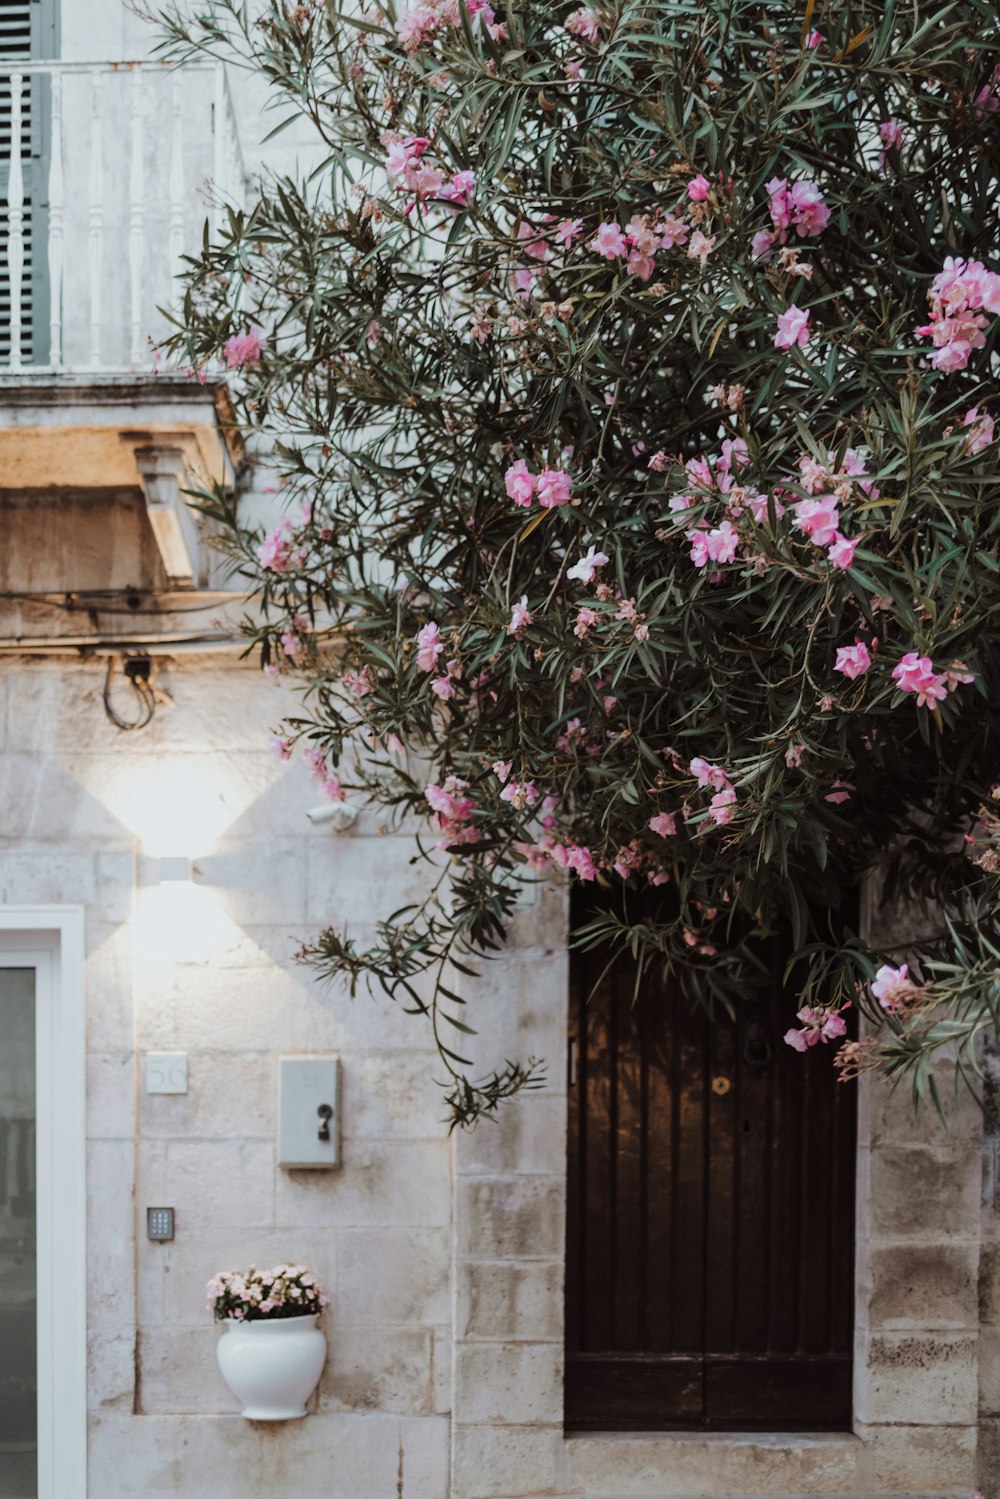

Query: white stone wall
left=0, top=654, right=468, bottom=1496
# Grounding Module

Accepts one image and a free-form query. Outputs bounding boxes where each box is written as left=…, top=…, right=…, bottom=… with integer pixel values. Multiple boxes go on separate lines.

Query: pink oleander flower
left=555, top=217, right=583, bottom=248
left=787, top=180, right=830, bottom=237
left=566, top=545, right=609, bottom=583
left=536, top=467, right=573, bottom=508
left=565, top=6, right=600, bottom=40
left=708, top=785, right=737, bottom=826
left=590, top=221, right=628, bottom=259
left=224, top=327, right=266, bottom=370
left=774, top=304, right=811, bottom=349
left=574, top=606, right=600, bottom=638
left=687, top=230, right=716, bottom=267
left=256, top=522, right=294, bottom=573
left=690, top=756, right=730, bottom=791
left=834, top=640, right=872, bottom=680
left=877, top=118, right=906, bottom=170
left=565, top=844, right=597, bottom=880
left=827, top=533, right=858, bottom=570
left=962, top=406, right=995, bottom=455
left=916, top=256, right=1000, bottom=372
left=440, top=169, right=475, bottom=208
left=751, top=228, right=775, bottom=260
left=891, top=651, right=948, bottom=708
left=871, top=962, right=914, bottom=1013
left=689, top=519, right=738, bottom=570
left=648, top=811, right=677, bottom=837
left=507, top=595, right=533, bottom=635
left=659, top=213, right=689, bottom=250
left=793, top=495, right=840, bottom=547
left=825, top=780, right=854, bottom=805
left=504, top=459, right=536, bottom=506
left=687, top=174, right=711, bottom=201
left=431, top=674, right=456, bottom=699
left=805, top=28, right=823, bottom=47
left=415, top=621, right=444, bottom=672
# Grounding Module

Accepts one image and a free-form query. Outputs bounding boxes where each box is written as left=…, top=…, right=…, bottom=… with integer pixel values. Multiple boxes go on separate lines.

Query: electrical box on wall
left=278, top=1056, right=341, bottom=1170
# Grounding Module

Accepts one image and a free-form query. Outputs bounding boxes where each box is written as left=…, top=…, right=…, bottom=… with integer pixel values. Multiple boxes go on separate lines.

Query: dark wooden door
left=565, top=913, right=856, bottom=1432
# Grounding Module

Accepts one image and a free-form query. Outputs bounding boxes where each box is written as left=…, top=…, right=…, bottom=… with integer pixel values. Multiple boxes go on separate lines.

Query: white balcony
left=1, top=57, right=246, bottom=377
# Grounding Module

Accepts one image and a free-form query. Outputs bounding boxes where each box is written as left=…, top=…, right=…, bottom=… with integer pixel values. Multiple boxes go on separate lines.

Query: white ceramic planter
left=216, top=1314, right=327, bottom=1420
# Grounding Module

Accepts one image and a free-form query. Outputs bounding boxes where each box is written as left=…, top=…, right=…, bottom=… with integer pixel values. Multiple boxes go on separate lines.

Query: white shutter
left=1, top=1, right=40, bottom=363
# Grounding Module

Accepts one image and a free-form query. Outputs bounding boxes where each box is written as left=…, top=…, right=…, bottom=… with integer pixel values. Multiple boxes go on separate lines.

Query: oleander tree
left=157, top=0, right=1000, bottom=1126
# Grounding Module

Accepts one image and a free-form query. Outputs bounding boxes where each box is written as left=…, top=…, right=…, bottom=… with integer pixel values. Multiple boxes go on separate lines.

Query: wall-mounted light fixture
left=157, top=856, right=194, bottom=883
left=306, top=802, right=359, bottom=833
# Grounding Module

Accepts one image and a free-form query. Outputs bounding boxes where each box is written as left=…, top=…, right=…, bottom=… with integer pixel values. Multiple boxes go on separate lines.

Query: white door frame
left=0, top=906, right=86, bottom=1499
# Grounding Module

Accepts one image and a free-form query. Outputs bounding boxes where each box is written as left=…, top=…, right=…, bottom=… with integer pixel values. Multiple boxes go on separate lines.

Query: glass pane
left=0, top=968, right=36, bottom=1499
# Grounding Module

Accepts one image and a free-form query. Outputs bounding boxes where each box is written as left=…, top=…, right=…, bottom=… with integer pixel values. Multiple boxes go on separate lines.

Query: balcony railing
left=0, top=59, right=246, bottom=376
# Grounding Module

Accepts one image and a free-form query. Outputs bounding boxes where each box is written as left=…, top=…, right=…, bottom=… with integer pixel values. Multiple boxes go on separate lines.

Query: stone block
left=865, top=1063, right=983, bottom=1148
left=865, top=1242, right=979, bottom=1329
left=140, top=1050, right=274, bottom=1141
left=87, top=1327, right=136, bottom=1412
left=456, top=956, right=569, bottom=1081
left=456, top=1176, right=564, bottom=1261
left=86, top=1140, right=136, bottom=1326
left=88, top=1411, right=404, bottom=1498
left=274, top=1138, right=451, bottom=1229
left=0, top=751, right=133, bottom=842
left=337, top=1227, right=451, bottom=1324
left=855, top=1329, right=979, bottom=1425
left=458, top=1259, right=564, bottom=1343
left=452, top=1423, right=563, bottom=1498
left=305, top=833, right=439, bottom=929
left=87, top=1052, right=136, bottom=1140
left=400, top=1415, right=450, bottom=1497
left=564, top=1431, right=860, bottom=1496
left=95, top=850, right=136, bottom=922
left=980, top=1324, right=1000, bottom=1415
left=203, top=838, right=310, bottom=927
left=454, top=1092, right=567, bottom=1179
left=982, top=1239, right=1000, bottom=1325
left=317, top=1324, right=433, bottom=1414
left=162, top=1139, right=276, bottom=1229
left=454, top=1342, right=562, bottom=1426
left=0, top=845, right=96, bottom=906
left=137, top=1325, right=238, bottom=1415
left=868, top=1144, right=981, bottom=1240
left=85, top=922, right=134, bottom=1052
left=856, top=1421, right=977, bottom=1490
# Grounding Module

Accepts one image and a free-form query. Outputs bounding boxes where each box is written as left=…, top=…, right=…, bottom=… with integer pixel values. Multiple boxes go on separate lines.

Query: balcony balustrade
left=1, top=58, right=245, bottom=376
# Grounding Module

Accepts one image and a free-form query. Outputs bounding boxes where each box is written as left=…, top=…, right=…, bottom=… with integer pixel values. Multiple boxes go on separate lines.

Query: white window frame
left=0, top=906, right=86, bottom=1499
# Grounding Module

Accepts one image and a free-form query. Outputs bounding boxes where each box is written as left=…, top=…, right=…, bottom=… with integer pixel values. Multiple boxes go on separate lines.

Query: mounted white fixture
left=278, top=1056, right=341, bottom=1169
left=306, top=801, right=360, bottom=832
left=157, top=856, right=193, bottom=883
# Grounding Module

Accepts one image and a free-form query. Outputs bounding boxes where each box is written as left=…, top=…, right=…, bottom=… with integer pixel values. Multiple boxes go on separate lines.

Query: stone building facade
left=2, top=3, right=1000, bottom=1497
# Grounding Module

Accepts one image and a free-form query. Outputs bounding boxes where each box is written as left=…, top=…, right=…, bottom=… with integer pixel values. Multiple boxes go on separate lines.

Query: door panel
left=565, top=906, right=856, bottom=1432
